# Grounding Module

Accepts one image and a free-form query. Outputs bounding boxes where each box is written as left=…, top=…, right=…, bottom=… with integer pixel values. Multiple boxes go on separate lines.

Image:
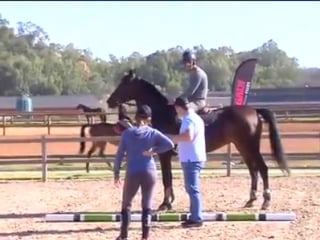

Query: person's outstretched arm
left=152, top=129, right=175, bottom=154
left=168, top=118, right=195, bottom=143
left=114, top=131, right=128, bottom=179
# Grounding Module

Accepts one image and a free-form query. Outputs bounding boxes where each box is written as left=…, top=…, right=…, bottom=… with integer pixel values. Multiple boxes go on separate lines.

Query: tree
left=0, top=12, right=313, bottom=97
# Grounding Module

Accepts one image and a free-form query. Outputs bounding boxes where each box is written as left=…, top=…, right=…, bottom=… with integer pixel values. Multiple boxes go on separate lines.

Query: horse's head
left=107, top=69, right=175, bottom=130
left=76, top=104, right=83, bottom=110
left=107, top=69, right=141, bottom=108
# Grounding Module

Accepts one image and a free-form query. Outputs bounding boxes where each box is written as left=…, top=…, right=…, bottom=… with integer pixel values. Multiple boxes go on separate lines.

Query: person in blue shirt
left=169, top=97, right=207, bottom=228
left=114, top=104, right=175, bottom=240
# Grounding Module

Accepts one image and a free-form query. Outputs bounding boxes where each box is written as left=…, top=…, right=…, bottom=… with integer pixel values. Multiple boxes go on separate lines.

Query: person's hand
left=142, top=148, right=155, bottom=157
left=114, top=177, right=122, bottom=188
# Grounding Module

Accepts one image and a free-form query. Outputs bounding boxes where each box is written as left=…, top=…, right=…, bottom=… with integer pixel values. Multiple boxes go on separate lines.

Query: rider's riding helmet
left=182, top=50, right=196, bottom=65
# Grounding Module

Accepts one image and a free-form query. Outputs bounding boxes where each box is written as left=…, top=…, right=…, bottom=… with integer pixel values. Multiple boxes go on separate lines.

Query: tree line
left=0, top=13, right=319, bottom=98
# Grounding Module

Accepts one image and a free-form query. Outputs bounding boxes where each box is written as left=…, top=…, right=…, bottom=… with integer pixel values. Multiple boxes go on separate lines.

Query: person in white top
left=168, top=97, right=207, bottom=228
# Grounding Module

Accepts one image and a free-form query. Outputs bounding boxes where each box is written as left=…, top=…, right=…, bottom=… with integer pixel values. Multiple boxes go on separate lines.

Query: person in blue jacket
left=114, top=104, right=174, bottom=240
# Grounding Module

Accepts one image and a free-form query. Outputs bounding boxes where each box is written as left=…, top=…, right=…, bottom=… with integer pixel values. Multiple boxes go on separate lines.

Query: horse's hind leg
left=158, top=153, right=174, bottom=211
left=256, top=153, right=271, bottom=210
left=247, top=133, right=271, bottom=210
left=100, top=114, right=106, bottom=123
left=86, top=143, right=97, bottom=173
left=235, top=143, right=259, bottom=208
left=244, top=163, right=259, bottom=208
left=98, top=142, right=111, bottom=168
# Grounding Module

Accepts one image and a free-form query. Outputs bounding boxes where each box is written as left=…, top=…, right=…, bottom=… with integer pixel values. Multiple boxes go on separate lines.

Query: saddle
left=113, top=119, right=134, bottom=135
left=196, top=106, right=222, bottom=125
left=196, top=106, right=214, bottom=115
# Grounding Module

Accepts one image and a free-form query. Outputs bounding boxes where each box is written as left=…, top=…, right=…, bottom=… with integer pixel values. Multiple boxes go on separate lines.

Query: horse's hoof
left=280, top=169, right=287, bottom=177
left=157, top=203, right=172, bottom=212
left=286, top=169, right=291, bottom=177
left=244, top=200, right=255, bottom=208
left=261, top=201, right=270, bottom=210
left=106, top=162, right=112, bottom=168
left=151, top=209, right=159, bottom=214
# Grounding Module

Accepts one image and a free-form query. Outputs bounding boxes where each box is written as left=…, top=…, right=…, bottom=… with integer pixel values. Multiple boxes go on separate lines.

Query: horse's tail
left=256, top=108, right=290, bottom=175
left=79, top=124, right=90, bottom=154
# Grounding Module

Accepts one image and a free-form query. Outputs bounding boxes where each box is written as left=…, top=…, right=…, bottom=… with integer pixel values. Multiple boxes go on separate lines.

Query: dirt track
left=0, top=122, right=319, bottom=239
left=0, top=177, right=320, bottom=240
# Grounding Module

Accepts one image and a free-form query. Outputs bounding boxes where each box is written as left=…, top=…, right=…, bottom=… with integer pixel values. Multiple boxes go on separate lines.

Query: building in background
left=0, top=95, right=102, bottom=113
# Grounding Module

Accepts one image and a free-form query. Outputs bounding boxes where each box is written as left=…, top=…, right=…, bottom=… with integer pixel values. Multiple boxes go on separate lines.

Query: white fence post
left=41, top=135, right=48, bottom=182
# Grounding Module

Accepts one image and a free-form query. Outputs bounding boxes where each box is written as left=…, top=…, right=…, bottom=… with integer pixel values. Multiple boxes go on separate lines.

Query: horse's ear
left=128, top=69, right=137, bottom=79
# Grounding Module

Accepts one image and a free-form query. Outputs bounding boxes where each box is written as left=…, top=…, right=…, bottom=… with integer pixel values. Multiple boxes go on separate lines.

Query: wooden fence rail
left=0, top=133, right=319, bottom=182
left=0, top=152, right=318, bottom=165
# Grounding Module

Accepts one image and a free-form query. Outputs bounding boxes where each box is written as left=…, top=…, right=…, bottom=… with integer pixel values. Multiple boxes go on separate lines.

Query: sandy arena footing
left=0, top=176, right=320, bottom=240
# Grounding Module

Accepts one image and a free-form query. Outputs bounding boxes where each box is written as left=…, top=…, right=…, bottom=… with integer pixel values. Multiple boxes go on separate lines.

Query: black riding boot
left=142, top=208, right=152, bottom=239
left=119, top=208, right=131, bottom=239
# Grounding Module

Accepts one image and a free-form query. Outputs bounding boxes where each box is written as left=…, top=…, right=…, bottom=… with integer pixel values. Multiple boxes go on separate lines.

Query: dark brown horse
left=76, top=104, right=107, bottom=124
left=106, top=69, right=290, bottom=211
left=79, top=104, right=133, bottom=173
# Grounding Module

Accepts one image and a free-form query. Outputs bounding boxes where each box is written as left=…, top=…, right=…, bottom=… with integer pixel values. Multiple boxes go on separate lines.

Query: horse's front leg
left=157, top=152, right=174, bottom=211
left=98, top=141, right=112, bottom=168
left=86, top=143, right=96, bottom=173
left=259, top=160, right=271, bottom=210
left=244, top=166, right=258, bottom=208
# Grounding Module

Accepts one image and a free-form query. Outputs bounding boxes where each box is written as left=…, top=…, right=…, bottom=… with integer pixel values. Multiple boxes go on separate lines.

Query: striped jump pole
left=45, top=212, right=296, bottom=222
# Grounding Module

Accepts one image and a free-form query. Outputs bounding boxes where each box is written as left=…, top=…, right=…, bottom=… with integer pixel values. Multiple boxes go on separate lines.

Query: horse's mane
left=131, top=75, right=179, bottom=131
left=137, top=77, right=168, bottom=104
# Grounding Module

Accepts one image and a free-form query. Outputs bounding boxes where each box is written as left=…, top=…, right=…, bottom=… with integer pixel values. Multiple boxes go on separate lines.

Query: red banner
left=231, top=59, right=258, bottom=106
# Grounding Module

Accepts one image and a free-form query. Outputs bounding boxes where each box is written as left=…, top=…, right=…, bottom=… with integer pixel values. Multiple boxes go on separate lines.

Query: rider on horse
left=177, top=50, right=209, bottom=113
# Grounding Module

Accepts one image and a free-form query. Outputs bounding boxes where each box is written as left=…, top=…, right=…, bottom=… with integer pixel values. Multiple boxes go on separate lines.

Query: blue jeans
left=181, top=161, right=205, bottom=222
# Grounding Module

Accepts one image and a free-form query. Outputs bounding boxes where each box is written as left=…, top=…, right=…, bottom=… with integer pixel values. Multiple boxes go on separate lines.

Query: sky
left=0, top=1, right=319, bottom=68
